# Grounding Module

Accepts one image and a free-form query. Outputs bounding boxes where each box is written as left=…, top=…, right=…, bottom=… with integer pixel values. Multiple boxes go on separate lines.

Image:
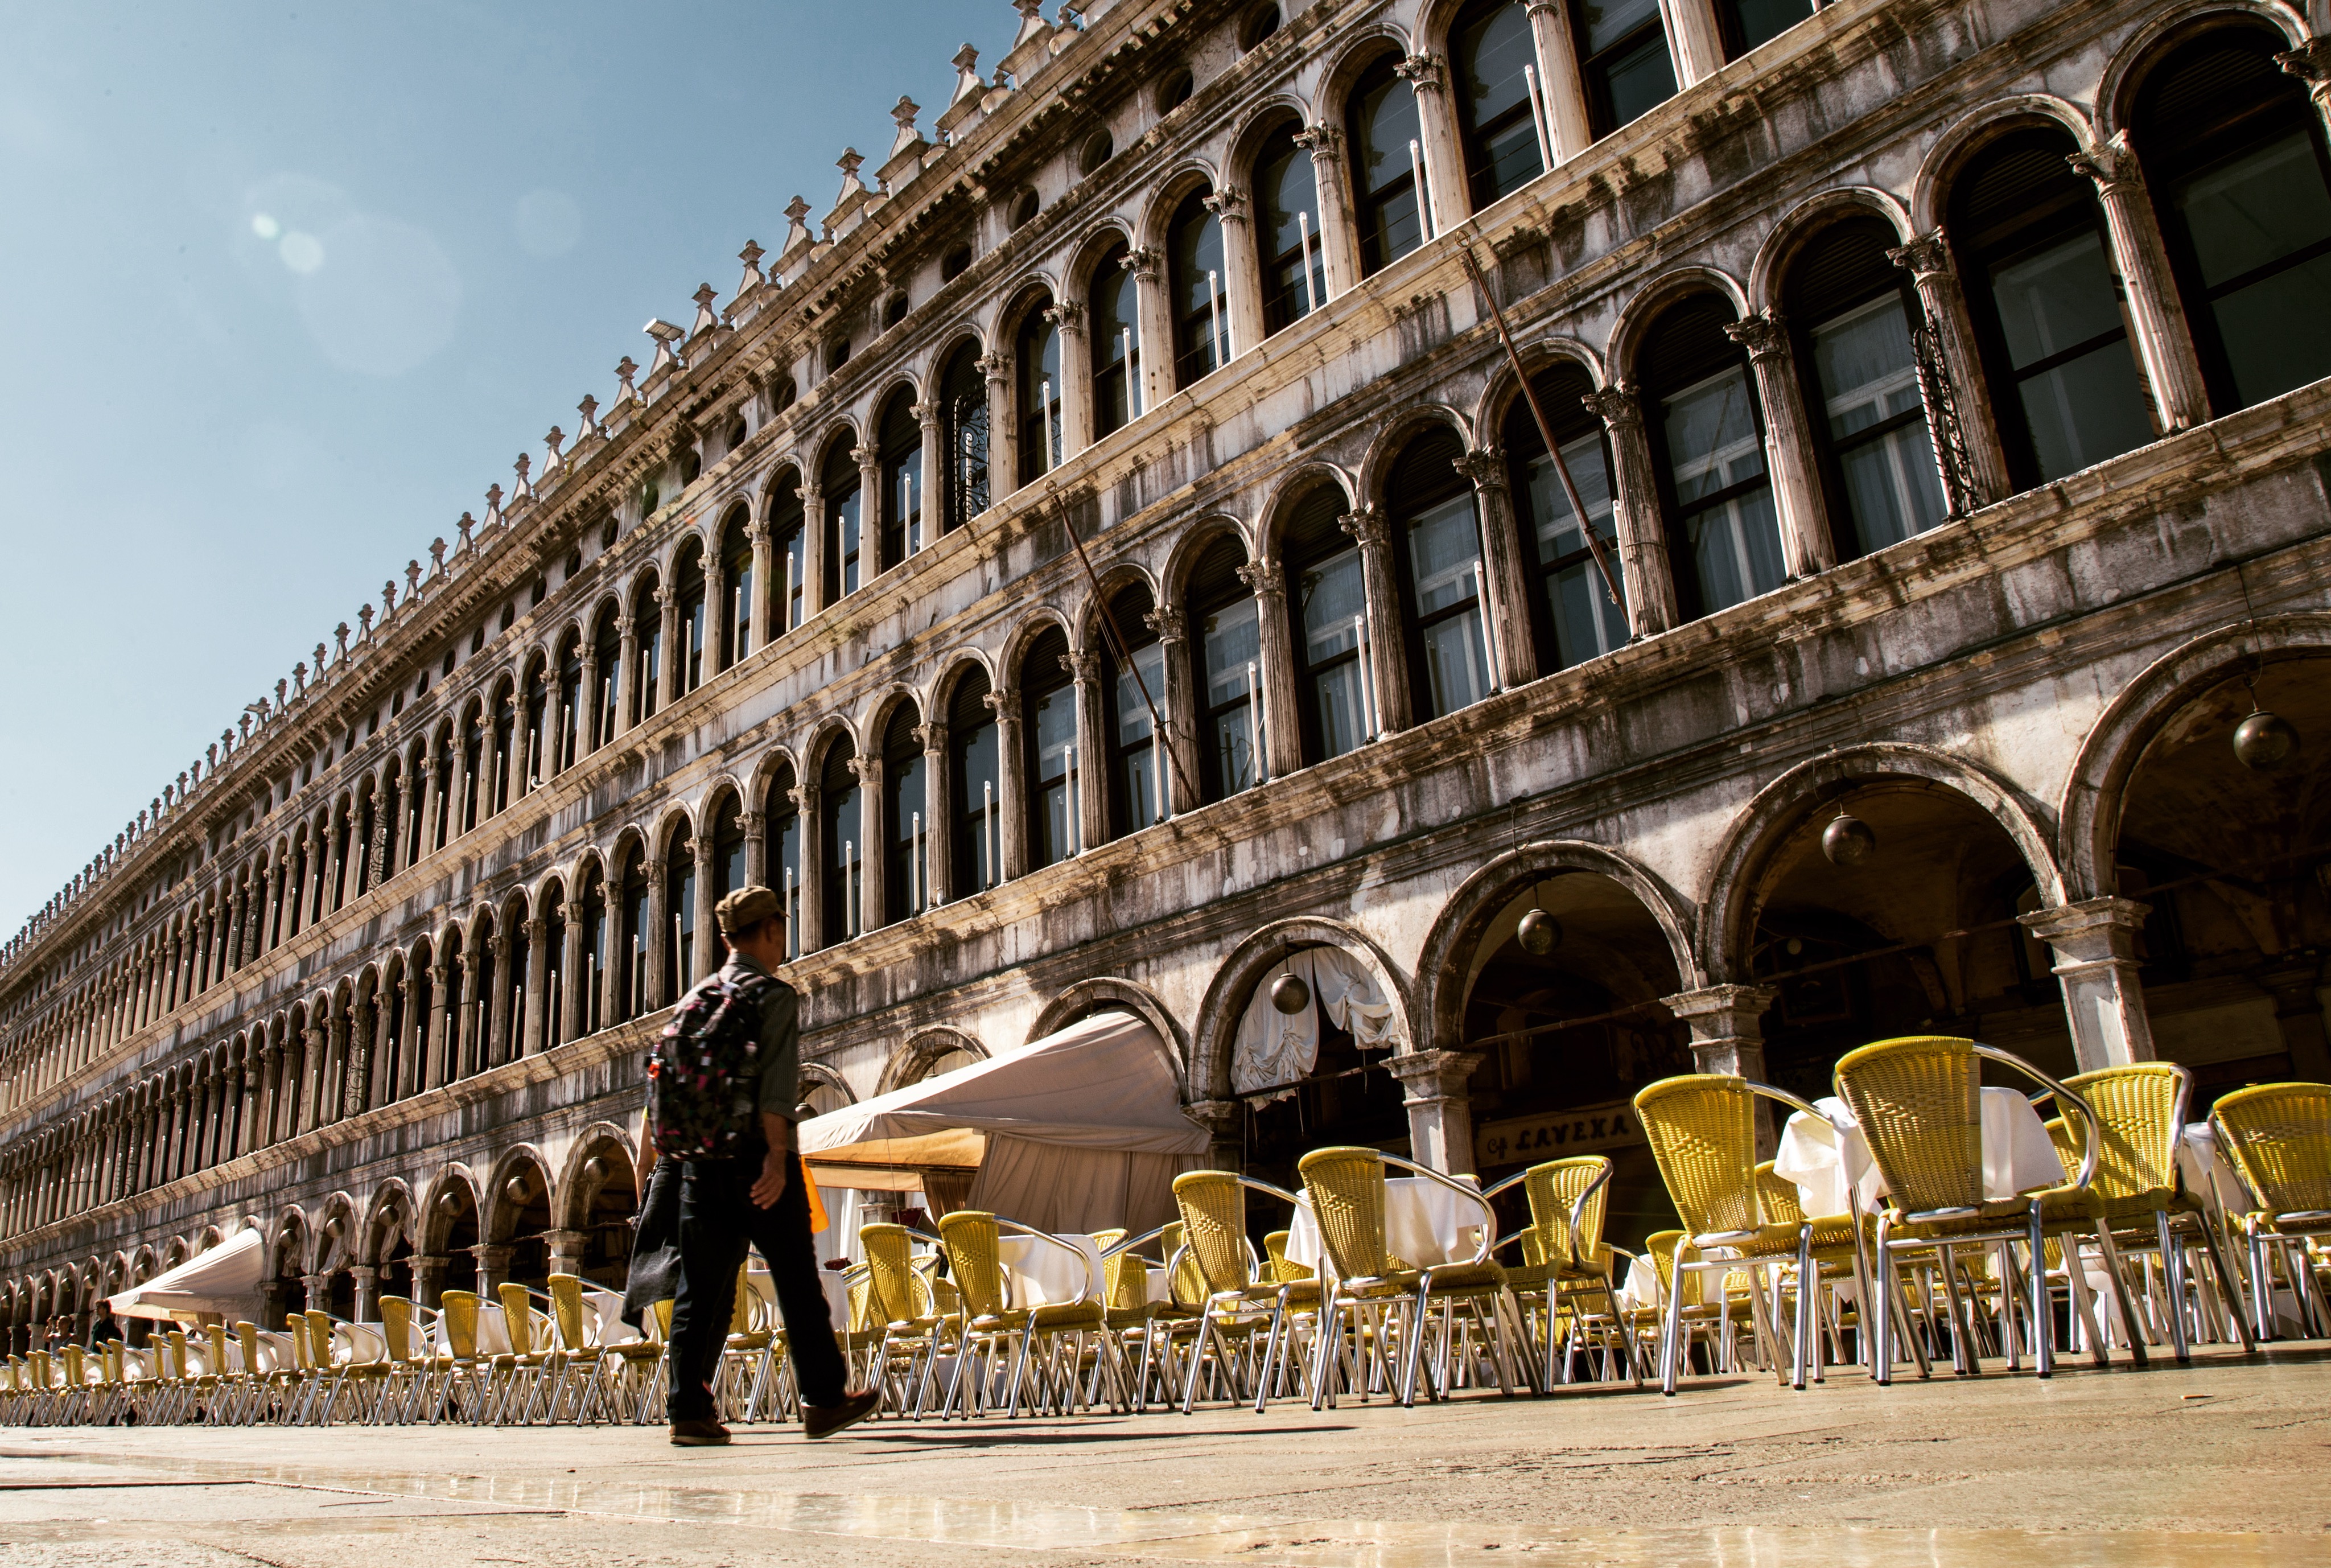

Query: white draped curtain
left=1232, top=945, right=1397, bottom=1104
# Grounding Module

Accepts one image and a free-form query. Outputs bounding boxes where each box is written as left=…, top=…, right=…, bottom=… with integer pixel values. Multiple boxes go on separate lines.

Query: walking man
left=639, top=884, right=876, bottom=1446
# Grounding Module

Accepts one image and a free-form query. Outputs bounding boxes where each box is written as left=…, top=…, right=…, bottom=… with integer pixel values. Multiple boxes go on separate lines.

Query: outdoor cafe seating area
left=4, top=1027, right=2326, bottom=1429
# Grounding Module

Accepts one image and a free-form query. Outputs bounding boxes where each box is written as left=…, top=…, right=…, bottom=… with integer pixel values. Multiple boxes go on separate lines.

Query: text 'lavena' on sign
left=1474, top=1100, right=1645, bottom=1168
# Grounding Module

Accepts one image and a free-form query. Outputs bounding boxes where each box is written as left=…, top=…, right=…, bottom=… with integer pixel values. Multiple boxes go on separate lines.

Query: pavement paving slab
left=0, top=1343, right=2324, bottom=1567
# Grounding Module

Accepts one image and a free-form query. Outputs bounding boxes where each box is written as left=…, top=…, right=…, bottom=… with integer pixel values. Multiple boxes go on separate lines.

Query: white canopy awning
left=801, top=1008, right=1206, bottom=1174
left=105, top=1226, right=266, bottom=1323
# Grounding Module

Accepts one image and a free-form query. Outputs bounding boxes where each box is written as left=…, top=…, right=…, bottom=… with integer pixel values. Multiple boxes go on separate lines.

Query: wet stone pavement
left=0, top=1342, right=2325, bottom=1568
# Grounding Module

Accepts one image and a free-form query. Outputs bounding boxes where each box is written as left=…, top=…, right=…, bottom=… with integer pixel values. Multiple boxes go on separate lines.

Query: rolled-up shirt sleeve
left=756, top=982, right=803, bottom=1121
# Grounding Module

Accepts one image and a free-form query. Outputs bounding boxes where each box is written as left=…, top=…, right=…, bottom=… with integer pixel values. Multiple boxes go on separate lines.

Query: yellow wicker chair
left=1833, top=1036, right=2128, bottom=1384
left=1168, top=1171, right=1313, bottom=1414
left=1294, top=1146, right=1519, bottom=1410
left=430, top=1290, right=495, bottom=1422
left=858, top=1224, right=946, bottom=1419
left=1484, top=1155, right=1633, bottom=1386
left=931, top=1210, right=1113, bottom=1418
left=2210, top=1081, right=2331, bottom=1341
left=2056, top=1064, right=2255, bottom=1360
left=1632, top=1075, right=1823, bottom=1394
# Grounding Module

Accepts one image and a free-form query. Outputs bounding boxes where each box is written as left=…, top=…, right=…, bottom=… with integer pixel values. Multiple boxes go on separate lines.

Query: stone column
left=701, top=547, right=726, bottom=677
left=692, top=851, right=719, bottom=984
left=1294, top=125, right=1358, bottom=301
left=481, top=697, right=509, bottom=825
left=986, top=686, right=1028, bottom=880
left=300, top=1024, right=329, bottom=1135
left=2279, top=41, right=2331, bottom=140
left=914, top=402, right=944, bottom=553
left=1887, top=231, right=2012, bottom=511
left=302, top=1274, right=332, bottom=1320
left=483, top=924, right=513, bottom=1071
left=1524, top=0, right=1593, bottom=162
left=427, top=961, right=455, bottom=1089
left=799, top=481, right=827, bottom=614
left=1128, top=246, right=1173, bottom=414
left=850, top=756, right=885, bottom=932
left=790, top=783, right=825, bottom=950
left=1396, top=53, right=1467, bottom=233
left=1661, top=983, right=1780, bottom=1155
left=559, top=902, right=587, bottom=1048
left=1142, top=608, right=1204, bottom=813
left=613, top=614, right=639, bottom=734
left=976, top=356, right=1014, bottom=504
left=655, top=587, right=681, bottom=710
left=349, top=1265, right=380, bottom=1324
left=473, top=1244, right=513, bottom=1297
left=348, top=1000, right=374, bottom=1117
left=1238, top=558, right=1304, bottom=781
left=1453, top=448, right=1541, bottom=690
left=1204, top=187, right=1261, bottom=363
left=1386, top=1050, right=1485, bottom=1176
left=2069, top=134, right=2211, bottom=434
left=1336, top=507, right=1412, bottom=735
left=411, top=1254, right=448, bottom=1311
left=417, top=739, right=444, bottom=856
left=746, top=520, right=775, bottom=657
left=2019, top=899, right=2158, bottom=1072
left=642, top=855, right=669, bottom=1011
left=543, top=1229, right=588, bottom=1281
left=919, top=722, right=952, bottom=907
left=854, top=443, right=884, bottom=579
left=1045, top=301, right=1091, bottom=456
left=1581, top=386, right=1677, bottom=637
left=1183, top=1098, right=1243, bottom=1173
left=740, top=809, right=769, bottom=894
left=1724, top=311, right=1835, bottom=578
left=522, top=918, right=550, bottom=1057
left=1665, top=0, right=1728, bottom=86
left=1064, top=650, right=1105, bottom=851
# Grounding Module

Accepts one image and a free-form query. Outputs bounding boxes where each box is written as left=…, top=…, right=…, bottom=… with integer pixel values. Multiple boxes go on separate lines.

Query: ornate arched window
left=1783, top=217, right=1947, bottom=557
left=819, top=739, right=862, bottom=946
left=576, top=862, right=607, bottom=1038
left=377, top=762, right=403, bottom=883
left=883, top=705, right=928, bottom=923
left=432, top=722, right=456, bottom=851
left=1453, top=0, right=1544, bottom=209
left=1100, top=585, right=1168, bottom=837
left=402, top=740, right=429, bottom=866
left=2134, top=27, right=2331, bottom=416
left=1387, top=427, right=1495, bottom=721
left=1949, top=125, right=2153, bottom=489
left=590, top=607, right=620, bottom=750
left=664, top=821, right=697, bottom=994
left=1502, top=364, right=1628, bottom=670
left=1021, top=628, right=1077, bottom=869
left=1568, top=0, right=1676, bottom=138
left=1282, top=485, right=1371, bottom=764
left=521, top=660, right=549, bottom=792
left=459, top=701, right=486, bottom=832
left=768, top=469, right=806, bottom=636
left=940, top=343, right=989, bottom=533
left=631, top=574, right=662, bottom=723
left=821, top=438, right=863, bottom=603
left=1016, top=303, right=1062, bottom=486
left=616, top=849, right=649, bottom=1023
left=950, top=670, right=1001, bottom=895
left=489, top=680, right=517, bottom=815
left=539, top=884, right=566, bottom=1052
left=555, top=631, right=584, bottom=770
left=765, top=764, right=801, bottom=958
left=718, top=507, right=754, bottom=669
left=1637, top=294, right=1788, bottom=616
left=673, top=538, right=707, bottom=695
left=1346, top=54, right=1426, bottom=275
left=709, top=791, right=746, bottom=908
left=878, top=390, right=923, bottom=568
left=1253, top=120, right=1327, bottom=335
left=1188, top=538, right=1262, bottom=801
left=1090, top=242, right=1140, bottom=437
left=1169, top=188, right=1229, bottom=385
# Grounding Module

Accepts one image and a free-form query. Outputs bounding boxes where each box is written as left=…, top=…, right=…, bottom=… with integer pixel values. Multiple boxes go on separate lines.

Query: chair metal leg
left=1659, top=1235, right=1690, bottom=1397
left=2089, top=1222, right=2149, bottom=1365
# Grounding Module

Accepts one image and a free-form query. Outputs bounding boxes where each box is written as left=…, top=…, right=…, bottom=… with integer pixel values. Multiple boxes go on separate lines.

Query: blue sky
left=0, top=1, right=1008, bottom=936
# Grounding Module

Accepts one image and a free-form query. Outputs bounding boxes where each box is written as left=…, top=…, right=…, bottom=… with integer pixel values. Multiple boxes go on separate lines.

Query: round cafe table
left=996, top=1231, right=1103, bottom=1308
left=1772, top=1089, right=2065, bottom=1217
left=1284, top=1176, right=1488, bottom=1273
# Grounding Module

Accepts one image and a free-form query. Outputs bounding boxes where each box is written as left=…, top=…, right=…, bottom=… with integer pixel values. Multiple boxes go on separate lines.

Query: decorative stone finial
left=576, top=392, right=603, bottom=437
left=949, top=43, right=984, bottom=105
left=333, top=623, right=349, bottom=659
left=511, top=454, right=532, bottom=501
left=428, top=538, right=446, bottom=574
left=382, top=579, right=397, bottom=618
left=542, top=426, right=565, bottom=477
left=314, top=640, right=330, bottom=673
left=276, top=678, right=289, bottom=709
left=615, top=355, right=640, bottom=402
left=357, top=604, right=374, bottom=639
left=456, top=511, right=476, bottom=552
left=690, top=283, right=720, bottom=336
left=407, top=558, right=424, bottom=595
left=834, top=148, right=867, bottom=207
left=779, top=196, right=814, bottom=262
left=293, top=662, right=307, bottom=695
left=737, top=240, right=766, bottom=295
left=891, top=96, right=921, bottom=147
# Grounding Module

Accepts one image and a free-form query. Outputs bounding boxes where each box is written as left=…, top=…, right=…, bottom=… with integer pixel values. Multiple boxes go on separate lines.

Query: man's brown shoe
left=669, top=1418, right=731, bottom=1446
left=801, top=1388, right=880, bottom=1439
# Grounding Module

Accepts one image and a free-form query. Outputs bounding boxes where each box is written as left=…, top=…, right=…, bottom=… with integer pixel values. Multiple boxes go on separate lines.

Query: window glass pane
left=1406, top=493, right=1491, bottom=717
left=1990, top=229, right=2124, bottom=370
left=1730, top=0, right=1814, bottom=52
left=1460, top=2, right=1542, bottom=204
left=896, top=449, right=924, bottom=555
left=2206, top=249, right=2331, bottom=408
left=1353, top=71, right=1424, bottom=270
left=2016, top=339, right=2156, bottom=482
left=2176, top=134, right=2331, bottom=289
left=1582, top=0, right=1662, bottom=53
left=1419, top=608, right=1492, bottom=718
left=1687, top=486, right=1787, bottom=612
left=1114, top=643, right=1167, bottom=829
left=1661, top=364, right=1766, bottom=503
left=1203, top=599, right=1261, bottom=795
left=1521, top=437, right=1628, bottom=666
left=834, top=487, right=862, bottom=596
left=1298, top=548, right=1369, bottom=760
left=826, top=784, right=860, bottom=938
left=1257, top=131, right=1327, bottom=332
left=1603, top=35, right=1677, bottom=130
left=1810, top=294, right=1946, bottom=552
left=1114, top=643, right=1166, bottom=748
left=1033, top=685, right=1076, bottom=865
left=957, top=722, right=1000, bottom=892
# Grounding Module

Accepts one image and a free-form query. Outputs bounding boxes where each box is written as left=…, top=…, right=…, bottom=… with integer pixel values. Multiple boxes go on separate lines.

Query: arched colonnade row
left=12, top=591, right=2331, bottom=1246
left=12, top=5, right=2329, bottom=1120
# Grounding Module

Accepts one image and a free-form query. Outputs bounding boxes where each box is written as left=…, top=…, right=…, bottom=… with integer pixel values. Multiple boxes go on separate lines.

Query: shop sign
left=1475, top=1100, right=1644, bottom=1167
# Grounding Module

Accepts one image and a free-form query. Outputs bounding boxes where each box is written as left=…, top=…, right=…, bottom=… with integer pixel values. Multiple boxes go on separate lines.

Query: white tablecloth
left=818, top=1266, right=854, bottom=1324
left=998, top=1232, right=1102, bottom=1308
left=2177, top=1122, right=2250, bottom=1214
left=333, top=1322, right=388, bottom=1366
left=1284, top=1176, right=1488, bottom=1272
left=474, top=1302, right=513, bottom=1356
left=1773, top=1089, right=2064, bottom=1217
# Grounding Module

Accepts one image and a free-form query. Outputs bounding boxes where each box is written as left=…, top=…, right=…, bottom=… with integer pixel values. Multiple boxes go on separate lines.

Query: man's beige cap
left=714, top=884, right=781, bottom=935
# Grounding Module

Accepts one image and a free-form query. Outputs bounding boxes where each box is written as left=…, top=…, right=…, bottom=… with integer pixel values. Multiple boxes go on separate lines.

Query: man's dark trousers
left=666, top=1147, right=847, bottom=1422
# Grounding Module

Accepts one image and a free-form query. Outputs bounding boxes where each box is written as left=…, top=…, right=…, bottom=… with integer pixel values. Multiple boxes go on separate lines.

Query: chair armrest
left=1972, top=1044, right=2102, bottom=1195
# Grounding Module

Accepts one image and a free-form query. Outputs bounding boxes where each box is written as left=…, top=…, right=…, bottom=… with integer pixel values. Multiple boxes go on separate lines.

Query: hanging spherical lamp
left=1270, top=945, right=1311, bottom=1015
left=504, top=1175, right=533, bottom=1204
left=1516, top=907, right=1562, bottom=957
left=2233, top=706, right=2299, bottom=771
left=1822, top=805, right=1877, bottom=866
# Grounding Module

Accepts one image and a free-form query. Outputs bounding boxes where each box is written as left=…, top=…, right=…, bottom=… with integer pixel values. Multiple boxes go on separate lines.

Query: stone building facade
left=3, top=0, right=2329, bottom=1343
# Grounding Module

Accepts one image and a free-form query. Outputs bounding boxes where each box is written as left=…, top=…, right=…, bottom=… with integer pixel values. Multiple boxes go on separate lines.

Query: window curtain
left=1232, top=946, right=1397, bottom=1102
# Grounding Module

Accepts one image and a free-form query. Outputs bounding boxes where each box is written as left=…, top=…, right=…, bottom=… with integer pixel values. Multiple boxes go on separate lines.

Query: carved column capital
left=846, top=754, right=882, bottom=787
left=1886, top=229, right=1953, bottom=282
left=2067, top=130, right=2144, bottom=194
left=1337, top=505, right=1389, bottom=549
left=983, top=685, right=1020, bottom=717
left=788, top=780, right=821, bottom=812
left=1394, top=52, right=1446, bottom=94
left=1143, top=606, right=1188, bottom=645
left=914, top=721, right=948, bottom=754
left=1043, top=300, right=1086, bottom=335
left=912, top=400, right=940, bottom=429
left=1722, top=309, right=1790, bottom=363
left=975, top=352, right=1010, bottom=384
left=851, top=443, right=878, bottom=471
left=1452, top=447, right=1508, bottom=493
left=1293, top=123, right=1342, bottom=162
left=1201, top=186, right=1249, bottom=224
left=1236, top=556, right=1286, bottom=599
left=739, top=809, right=764, bottom=836
left=1580, top=384, right=1642, bottom=430
left=1122, top=246, right=1162, bottom=283
left=1064, top=649, right=1101, bottom=685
